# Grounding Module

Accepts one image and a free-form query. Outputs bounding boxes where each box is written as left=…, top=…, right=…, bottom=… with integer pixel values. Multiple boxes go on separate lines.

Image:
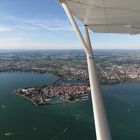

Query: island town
left=16, top=84, right=90, bottom=106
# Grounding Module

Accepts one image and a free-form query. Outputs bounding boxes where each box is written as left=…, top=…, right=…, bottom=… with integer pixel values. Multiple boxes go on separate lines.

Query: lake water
left=0, top=72, right=140, bottom=140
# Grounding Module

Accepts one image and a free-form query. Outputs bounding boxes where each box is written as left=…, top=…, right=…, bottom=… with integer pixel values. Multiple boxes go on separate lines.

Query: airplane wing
left=65, top=0, right=140, bottom=34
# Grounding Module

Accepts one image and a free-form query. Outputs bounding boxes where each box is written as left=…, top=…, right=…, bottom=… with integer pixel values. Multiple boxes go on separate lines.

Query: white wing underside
left=66, top=0, right=140, bottom=34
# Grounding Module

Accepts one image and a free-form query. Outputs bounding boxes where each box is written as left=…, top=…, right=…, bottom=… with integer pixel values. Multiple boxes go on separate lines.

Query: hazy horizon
left=1, top=48, right=140, bottom=52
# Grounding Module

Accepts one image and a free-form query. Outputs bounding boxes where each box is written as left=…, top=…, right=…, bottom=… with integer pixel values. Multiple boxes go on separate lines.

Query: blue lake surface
left=0, top=72, right=140, bottom=140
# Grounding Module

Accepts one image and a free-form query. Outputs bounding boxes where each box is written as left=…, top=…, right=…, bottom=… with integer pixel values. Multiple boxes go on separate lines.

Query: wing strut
left=59, top=1, right=112, bottom=140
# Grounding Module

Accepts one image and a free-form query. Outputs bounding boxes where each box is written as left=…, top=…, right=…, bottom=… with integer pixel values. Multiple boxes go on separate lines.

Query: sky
left=0, top=0, right=140, bottom=50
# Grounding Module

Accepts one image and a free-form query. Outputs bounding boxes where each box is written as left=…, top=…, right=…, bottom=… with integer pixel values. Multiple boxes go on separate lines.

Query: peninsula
left=16, top=84, right=90, bottom=106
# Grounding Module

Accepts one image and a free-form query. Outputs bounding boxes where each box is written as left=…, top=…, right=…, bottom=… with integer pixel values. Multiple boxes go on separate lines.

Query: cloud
left=0, top=37, right=45, bottom=49
left=93, top=40, right=140, bottom=49
left=28, top=18, right=74, bottom=31
left=0, top=37, right=80, bottom=49
left=1, top=16, right=76, bottom=31
left=1, top=36, right=140, bottom=50
left=0, top=26, right=12, bottom=32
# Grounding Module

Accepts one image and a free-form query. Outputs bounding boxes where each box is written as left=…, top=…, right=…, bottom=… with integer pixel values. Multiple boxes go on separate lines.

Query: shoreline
left=15, top=83, right=90, bottom=106
left=16, top=92, right=39, bottom=106
left=1, top=71, right=140, bottom=85
left=15, top=79, right=140, bottom=107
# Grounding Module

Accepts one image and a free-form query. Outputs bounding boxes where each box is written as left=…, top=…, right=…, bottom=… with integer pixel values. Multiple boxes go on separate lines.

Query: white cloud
left=0, top=37, right=79, bottom=49
left=28, top=18, right=73, bottom=31
left=93, top=40, right=140, bottom=49
left=0, top=26, right=12, bottom=32
left=1, top=16, right=76, bottom=31
left=1, top=36, right=140, bottom=50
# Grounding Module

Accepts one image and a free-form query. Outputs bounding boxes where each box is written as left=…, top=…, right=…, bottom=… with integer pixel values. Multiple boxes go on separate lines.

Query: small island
left=15, top=83, right=90, bottom=106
